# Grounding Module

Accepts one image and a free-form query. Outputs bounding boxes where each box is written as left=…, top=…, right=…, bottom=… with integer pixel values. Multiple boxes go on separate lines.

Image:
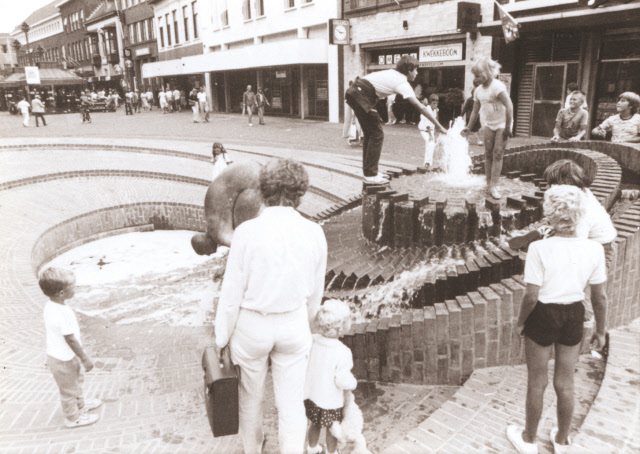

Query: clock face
left=334, top=24, right=347, bottom=41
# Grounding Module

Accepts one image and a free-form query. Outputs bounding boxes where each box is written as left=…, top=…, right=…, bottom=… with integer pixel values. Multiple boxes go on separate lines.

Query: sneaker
left=507, top=425, right=538, bottom=454
left=306, top=444, right=324, bottom=454
left=363, top=175, right=390, bottom=185
left=508, top=230, right=542, bottom=250
left=489, top=188, right=502, bottom=199
left=376, top=172, right=390, bottom=180
left=550, top=428, right=571, bottom=454
left=81, top=398, right=102, bottom=411
left=64, top=412, right=99, bottom=428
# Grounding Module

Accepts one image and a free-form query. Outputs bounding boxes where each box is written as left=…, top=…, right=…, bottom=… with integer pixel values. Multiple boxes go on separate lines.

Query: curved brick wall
left=340, top=144, right=638, bottom=385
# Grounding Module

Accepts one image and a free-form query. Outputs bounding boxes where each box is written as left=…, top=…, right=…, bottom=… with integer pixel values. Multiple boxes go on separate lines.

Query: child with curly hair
left=304, top=300, right=357, bottom=454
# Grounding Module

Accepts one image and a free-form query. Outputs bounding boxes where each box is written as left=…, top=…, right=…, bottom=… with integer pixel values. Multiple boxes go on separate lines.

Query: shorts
left=304, top=399, right=343, bottom=428
left=523, top=301, right=584, bottom=347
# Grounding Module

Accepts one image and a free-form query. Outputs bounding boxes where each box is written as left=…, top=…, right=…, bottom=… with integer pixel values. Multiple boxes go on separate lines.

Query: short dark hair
left=259, top=158, right=309, bottom=208
left=567, top=82, right=579, bottom=92
left=544, top=159, right=588, bottom=189
left=395, top=55, right=419, bottom=76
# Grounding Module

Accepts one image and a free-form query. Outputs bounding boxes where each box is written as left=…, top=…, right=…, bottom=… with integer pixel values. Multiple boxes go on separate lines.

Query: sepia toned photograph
left=0, top=0, right=638, bottom=452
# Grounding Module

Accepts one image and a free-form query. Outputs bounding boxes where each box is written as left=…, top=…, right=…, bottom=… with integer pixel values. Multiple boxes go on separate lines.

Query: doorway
left=531, top=62, right=578, bottom=137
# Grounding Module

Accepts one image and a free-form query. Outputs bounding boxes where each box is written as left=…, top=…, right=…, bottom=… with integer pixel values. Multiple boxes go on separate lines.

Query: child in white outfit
left=304, top=300, right=357, bottom=454
left=210, top=142, right=232, bottom=181
left=419, top=94, right=439, bottom=168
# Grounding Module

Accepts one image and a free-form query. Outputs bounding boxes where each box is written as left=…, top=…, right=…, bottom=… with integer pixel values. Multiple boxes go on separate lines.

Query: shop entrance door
left=531, top=63, right=578, bottom=137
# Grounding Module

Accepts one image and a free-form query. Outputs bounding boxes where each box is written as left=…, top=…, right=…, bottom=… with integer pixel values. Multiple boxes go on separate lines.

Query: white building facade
left=143, top=0, right=340, bottom=122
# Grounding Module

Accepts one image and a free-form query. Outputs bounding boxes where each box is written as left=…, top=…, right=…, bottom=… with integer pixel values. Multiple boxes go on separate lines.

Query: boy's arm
left=497, top=91, right=514, bottom=139
left=64, top=334, right=93, bottom=371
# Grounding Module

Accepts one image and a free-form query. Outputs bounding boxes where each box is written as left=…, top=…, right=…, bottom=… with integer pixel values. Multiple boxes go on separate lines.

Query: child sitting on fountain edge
left=304, top=299, right=358, bottom=454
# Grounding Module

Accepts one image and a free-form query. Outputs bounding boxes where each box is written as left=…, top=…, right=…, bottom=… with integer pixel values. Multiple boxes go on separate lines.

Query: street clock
left=329, top=19, right=350, bottom=45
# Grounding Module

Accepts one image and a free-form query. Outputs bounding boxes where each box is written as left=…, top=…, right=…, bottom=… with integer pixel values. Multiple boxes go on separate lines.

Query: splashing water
left=433, top=117, right=484, bottom=187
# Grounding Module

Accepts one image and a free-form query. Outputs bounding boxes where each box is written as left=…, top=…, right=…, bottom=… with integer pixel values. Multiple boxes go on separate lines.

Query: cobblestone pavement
left=0, top=111, right=636, bottom=453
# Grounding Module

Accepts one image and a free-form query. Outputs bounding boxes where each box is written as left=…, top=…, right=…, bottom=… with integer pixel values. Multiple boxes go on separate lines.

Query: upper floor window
left=2, top=44, right=7, bottom=53
left=165, top=14, right=172, bottom=46
left=256, top=0, right=265, bottom=16
left=243, top=0, right=252, bottom=20
left=219, top=0, right=228, bottom=27
left=143, top=20, right=149, bottom=41
left=183, top=5, right=189, bottom=41
left=136, top=21, right=142, bottom=42
left=121, top=0, right=126, bottom=10
left=129, top=24, right=136, bottom=44
left=192, top=2, right=198, bottom=39
left=159, top=25, right=165, bottom=47
left=173, top=10, right=179, bottom=44
left=149, top=18, right=155, bottom=39
left=285, top=0, right=294, bottom=8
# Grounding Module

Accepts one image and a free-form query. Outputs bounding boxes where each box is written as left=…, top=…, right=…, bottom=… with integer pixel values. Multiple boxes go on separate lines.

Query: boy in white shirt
left=39, top=267, right=102, bottom=428
left=418, top=94, right=440, bottom=169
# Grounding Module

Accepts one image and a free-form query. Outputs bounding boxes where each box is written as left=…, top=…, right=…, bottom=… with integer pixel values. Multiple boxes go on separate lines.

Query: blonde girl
left=463, top=57, right=514, bottom=200
left=304, top=300, right=357, bottom=454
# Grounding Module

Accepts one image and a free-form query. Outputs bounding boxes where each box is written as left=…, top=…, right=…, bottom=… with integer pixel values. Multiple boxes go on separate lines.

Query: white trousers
left=22, top=112, right=29, bottom=127
left=230, top=306, right=312, bottom=454
left=420, top=130, right=435, bottom=166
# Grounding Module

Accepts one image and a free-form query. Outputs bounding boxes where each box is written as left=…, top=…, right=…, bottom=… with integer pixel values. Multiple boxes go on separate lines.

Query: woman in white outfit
left=214, top=158, right=328, bottom=454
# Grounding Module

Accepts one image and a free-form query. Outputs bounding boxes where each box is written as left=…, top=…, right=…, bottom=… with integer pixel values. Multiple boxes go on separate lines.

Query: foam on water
left=432, top=117, right=484, bottom=187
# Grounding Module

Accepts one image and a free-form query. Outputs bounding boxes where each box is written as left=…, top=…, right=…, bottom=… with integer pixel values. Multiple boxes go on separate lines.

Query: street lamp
left=19, top=22, right=32, bottom=66
left=124, top=59, right=133, bottom=90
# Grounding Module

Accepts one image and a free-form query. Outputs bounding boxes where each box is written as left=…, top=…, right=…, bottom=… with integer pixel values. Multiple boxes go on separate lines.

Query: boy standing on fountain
left=346, top=55, right=447, bottom=185
left=463, top=57, right=514, bottom=200
left=39, top=267, right=102, bottom=428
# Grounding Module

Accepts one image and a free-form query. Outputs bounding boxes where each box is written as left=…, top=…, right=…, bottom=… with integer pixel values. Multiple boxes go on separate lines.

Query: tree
left=11, top=39, right=21, bottom=53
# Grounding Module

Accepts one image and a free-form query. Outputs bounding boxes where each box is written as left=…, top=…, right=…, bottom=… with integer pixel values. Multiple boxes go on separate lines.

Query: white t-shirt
left=44, top=301, right=82, bottom=361
left=419, top=105, right=438, bottom=132
left=576, top=189, right=617, bottom=244
left=598, top=113, right=640, bottom=143
left=304, top=334, right=357, bottom=410
left=474, top=79, right=508, bottom=130
left=524, top=237, right=607, bottom=304
left=364, top=69, right=416, bottom=100
left=17, top=100, right=30, bottom=114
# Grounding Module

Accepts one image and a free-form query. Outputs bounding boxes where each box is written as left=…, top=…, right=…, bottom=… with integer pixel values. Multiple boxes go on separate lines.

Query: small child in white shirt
left=418, top=94, right=440, bottom=169
left=210, top=142, right=232, bottom=181
left=304, top=300, right=357, bottom=454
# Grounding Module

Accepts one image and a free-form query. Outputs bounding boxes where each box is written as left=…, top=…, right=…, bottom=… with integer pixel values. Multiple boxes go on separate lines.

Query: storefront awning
left=478, top=2, right=640, bottom=36
left=142, top=39, right=329, bottom=78
left=0, top=67, right=87, bottom=88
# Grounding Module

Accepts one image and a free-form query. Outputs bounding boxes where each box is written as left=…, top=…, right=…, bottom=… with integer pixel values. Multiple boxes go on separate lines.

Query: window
left=243, top=0, right=252, bottom=20
left=256, top=0, right=265, bottom=16
left=302, top=0, right=312, bottom=3
left=80, top=9, right=84, bottom=26
left=129, top=24, right=135, bottom=44
left=173, top=10, right=179, bottom=44
left=143, top=20, right=149, bottom=41
left=219, top=0, right=228, bottom=27
left=183, top=6, right=189, bottom=41
left=159, top=25, right=164, bottom=47
left=149, top=18, right=155, bottom=38
left=122, top=0, right=126, bottom=10
left=63, top=17, right=68, bottom=32
left=285, top=0, right=294, bottom=8
left=165, top=14, right=172, bottom=45
left=2, top=44, right=7, bottom=53
left=192, top=2, right=198, bottom=38
left=136, top=21, right=142, bottom=42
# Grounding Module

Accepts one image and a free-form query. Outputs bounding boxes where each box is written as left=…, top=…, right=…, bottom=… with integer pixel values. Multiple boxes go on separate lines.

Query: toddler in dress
left=304, top=300, right=357, bottom=454
left=210, top=142, right=232, bottom=181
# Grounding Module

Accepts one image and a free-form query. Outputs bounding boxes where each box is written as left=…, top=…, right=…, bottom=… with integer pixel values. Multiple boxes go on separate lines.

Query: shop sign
left=377, top=52, right=418, bottom=66
left=276, top=70, right=287, bottom=79
left=136, top=47, right=150, bottom=57
left=272, top=96, right=282, bottom=108
left=419, top=43, right=463, bottom=63
left=25, top=66, right=41, bottom=84
left=419, top=62, right=445, bottom=67
left=316, top=81, right=328, bottom=100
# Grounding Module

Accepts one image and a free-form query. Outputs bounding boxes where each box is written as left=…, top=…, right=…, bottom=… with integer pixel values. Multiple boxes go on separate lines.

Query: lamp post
left=124, top=59, right=133, bottom=91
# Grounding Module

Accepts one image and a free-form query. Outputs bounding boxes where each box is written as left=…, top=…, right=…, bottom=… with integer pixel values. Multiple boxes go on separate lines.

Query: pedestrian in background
left=79, top=91, right=91, bottom=123
left=419, top=94, right=439, bottom=169
left=165, top=87, right=174, bottom=113
left=31, top=94, right=47, bottom=127
left=132, top=90, right=139, bottom=113
left=243, top=85, right=257, bottom=127
left=140, top=89, right=149, bottom=112
left=146, top=89, right=154, bottom=111
left=189, top=88, right=200, bottom=123
left=17, top=97, right=31, bottom=127
left=173, top=87, right=181, bottom=112
left=180, top=90, right=188, bottom=111
left=124, top=89, right=134, bottom=115
left=256, top=87, right=270, bottom=125
left=198, top=87, right=209, bottom=123
left=159, top=90, right=168, bottom=114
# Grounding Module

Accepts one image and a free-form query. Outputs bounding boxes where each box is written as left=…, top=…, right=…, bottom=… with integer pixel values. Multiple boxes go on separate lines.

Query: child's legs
left=490, top=128, right=507, bottom=189
left=483, top=128, right=497, bottom=186
left=48, top=356, right=83, bottom=421
left=523, top=337, right=552, bottom=443
left=326, top=428, right=339, bottom=453
left=553, top=342, right=581, bottom=444
left=307, top=422, right=322, bottom=447
left=420, top=131, right=435, bottom=166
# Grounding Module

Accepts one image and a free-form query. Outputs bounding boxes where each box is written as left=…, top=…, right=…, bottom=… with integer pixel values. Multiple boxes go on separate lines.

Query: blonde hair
left=543, top=185, right=586, bottom=234
left=471, top=57, right=501, bottom=81
left=315, top=299, right=351, bottom=338
left=38, top=267, right=75, bottom=297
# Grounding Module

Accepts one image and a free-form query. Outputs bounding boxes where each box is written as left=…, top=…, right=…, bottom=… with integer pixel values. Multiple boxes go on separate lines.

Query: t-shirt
left=576, top=189, right=617, bottom=244
left=43, top=301, right=82, bottom=361
left=418, top=105, right=438, bottom=132
left=474, top=79, right=508, bottom=130
left=165, top=90, right=173, bottom=101
left=173, top=90, right=181, bottom=99
left=598, top=113, right=640, bottom=143
left=555, top=107, right=588, bottom=139
left=524, top=237, right=607, bottom=304
left=364, top=69, right=415, bottom=100
left=17, top=100, right=30, bottom=113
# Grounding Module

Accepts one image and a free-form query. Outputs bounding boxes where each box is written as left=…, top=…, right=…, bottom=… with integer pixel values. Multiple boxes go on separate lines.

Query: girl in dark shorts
left=508, top=185, right=608, bottom=454
left=304, top=300, right=357, bottom=454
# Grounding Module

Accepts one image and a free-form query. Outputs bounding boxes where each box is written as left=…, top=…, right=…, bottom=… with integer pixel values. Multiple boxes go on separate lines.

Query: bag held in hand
left=202, top=346, right=240, bottom=437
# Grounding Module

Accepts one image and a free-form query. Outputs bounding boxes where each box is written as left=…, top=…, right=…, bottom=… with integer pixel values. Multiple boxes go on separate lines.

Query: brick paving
left=0, top=112, right=637, bottom=453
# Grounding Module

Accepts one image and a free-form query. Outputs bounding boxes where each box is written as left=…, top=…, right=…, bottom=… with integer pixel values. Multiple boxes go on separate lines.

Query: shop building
left=56, top=0, right=102, bottom=79
left=10, top=0, right=65, bottom=68
left=343, top=0, right=495, bottom=126
left=478, top=0, right=640, bottom=138
left=121, top=0, right=159, bottom=91
left=0, top=34, right=18, bottom=75
left=143, top=0, right=340, bottom=122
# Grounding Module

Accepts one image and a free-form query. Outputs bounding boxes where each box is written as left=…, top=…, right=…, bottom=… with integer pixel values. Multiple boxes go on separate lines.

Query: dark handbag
left=202, top=346, right=240, bottom=437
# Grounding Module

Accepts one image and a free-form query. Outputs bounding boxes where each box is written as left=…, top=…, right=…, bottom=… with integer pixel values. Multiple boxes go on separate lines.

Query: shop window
left=183, top=6, right=189, bottom=41
left=594, top=60, right=640, bottom=127
left=601, top=36, right=640, bottom=60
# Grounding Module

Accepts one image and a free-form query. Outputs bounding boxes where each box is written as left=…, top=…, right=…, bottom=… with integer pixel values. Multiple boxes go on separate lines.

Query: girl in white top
left=210, top=142, right=232, bottom=181
left=463, top=57, right=514, bottom=200
left=507, top=185, right=608, bottom=454
left=418, top=94, right=440, bottom=168
left=158, top=90, right=167, bottom=113
left=304, top=300, right=357, bottom=454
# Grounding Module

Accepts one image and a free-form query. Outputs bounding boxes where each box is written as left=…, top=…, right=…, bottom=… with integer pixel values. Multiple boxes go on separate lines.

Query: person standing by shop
left=165, top=87, right=174, bottom=113
left=31, top=95, right=47, bottom=127
left=256, top=88, right=270, bottom=125
left=198, top=87, right=210, bottom=123
left=345, top=55, right=446, bottom=184
left=173, top=87, right=181, bottom=112
left=124, top=89, right=134, bottom=115
left=189, top=88, right=200, bottom=123
left=17, top=97, right=31, bottom=127
left=243, top=85, right=257, bottom=127
left=159, top=89, right=167, bottom=114
left=146, top=89, right=154, bottom=111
